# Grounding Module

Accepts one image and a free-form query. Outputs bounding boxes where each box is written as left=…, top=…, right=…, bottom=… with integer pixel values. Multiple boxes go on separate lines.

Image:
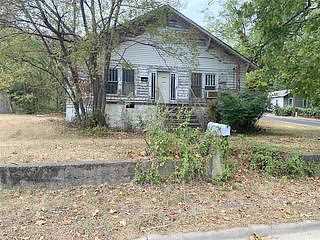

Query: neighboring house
left=269, top=90, right=309, bottom=109
left=0, top=92, right=12, bottom=114
left=66, top=6, right=256, bottom=128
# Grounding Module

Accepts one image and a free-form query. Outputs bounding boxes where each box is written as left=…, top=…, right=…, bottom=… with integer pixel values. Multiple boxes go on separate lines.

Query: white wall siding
left=270, top=97, right=285, bottom=108
left=108, top=34, right=247, bottom=102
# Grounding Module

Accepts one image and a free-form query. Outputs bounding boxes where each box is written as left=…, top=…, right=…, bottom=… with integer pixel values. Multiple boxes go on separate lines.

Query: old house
left=66, top=5, right=256, bottom=128
left=269, top=90, right=310, bottom=109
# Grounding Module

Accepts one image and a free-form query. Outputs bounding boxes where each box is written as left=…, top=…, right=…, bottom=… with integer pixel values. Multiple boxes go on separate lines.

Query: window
left=141, top=77, right=148, bottom=82
left=289, top=98, right=293, bottom=106
left=234, top=66, right=241, bottom=91
left=218, top=73, right=227, bottom=90
left=151, top=73, right=156, bottom=100
left=122, top=69, right=135, bottom=96
left=106, top=69, right=118, bottom=94
left=205, top=74, right=216, bottom=90
left=191, top=73, right=202, bottom=98
left=170, top=74, right=176, bottom=100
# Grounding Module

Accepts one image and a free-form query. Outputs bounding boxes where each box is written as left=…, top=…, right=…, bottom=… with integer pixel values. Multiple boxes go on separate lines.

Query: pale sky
left=181, top=0, right=222, bottom=28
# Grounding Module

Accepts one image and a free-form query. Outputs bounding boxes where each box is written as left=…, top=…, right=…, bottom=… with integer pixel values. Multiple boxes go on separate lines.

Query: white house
left=66, top=5, right=256, bottom=128
left=269, top=90, right=309, bottom=109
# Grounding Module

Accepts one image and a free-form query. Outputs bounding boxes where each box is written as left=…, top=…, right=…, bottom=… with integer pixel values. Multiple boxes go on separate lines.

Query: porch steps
left=166, top=105, right=202, bottom=129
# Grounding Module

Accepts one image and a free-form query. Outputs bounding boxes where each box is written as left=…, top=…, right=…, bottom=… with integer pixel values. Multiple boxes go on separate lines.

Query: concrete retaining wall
left=303, top=154, right=320, bottom=162
left=0, top=160, right=137, bottom=187
left=0, top=152, right=224, bottom=187
left=1, top=153, right=318, bottom=188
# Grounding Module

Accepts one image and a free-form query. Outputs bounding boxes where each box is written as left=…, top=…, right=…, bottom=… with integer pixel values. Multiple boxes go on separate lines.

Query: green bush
left=296, top=107, right=320, bottom=118
left=251, top=144, right=319, bottom=178
left=273, top=106, right=294, bottom=116
left=212, top=91, right=268, bottom=132
left=273, top=106, right=320, bottom=118
left=8, top=79, right=63, bottom=114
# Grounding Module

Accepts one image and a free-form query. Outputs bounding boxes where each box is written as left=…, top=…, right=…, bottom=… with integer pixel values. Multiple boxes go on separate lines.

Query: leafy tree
left=0, top=30, right=63, bottom=113
left=208, top=0, right=320, bottom=105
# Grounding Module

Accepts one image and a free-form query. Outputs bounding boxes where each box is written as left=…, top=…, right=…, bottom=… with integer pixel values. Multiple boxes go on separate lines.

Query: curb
left=0, top=160, right=140, bottom=187
left=137, top=221, right=320, bottom=240
left=303, top=154, right=320, bottom=162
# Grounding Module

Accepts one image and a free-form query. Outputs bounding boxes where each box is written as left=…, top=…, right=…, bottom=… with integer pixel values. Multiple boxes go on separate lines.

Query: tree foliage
left=208, top=0, right=320, bottom=105
left=0, top=30, right=63, bottom=113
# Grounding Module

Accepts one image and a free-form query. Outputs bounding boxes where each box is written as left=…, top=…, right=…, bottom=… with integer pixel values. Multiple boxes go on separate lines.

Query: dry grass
left=0, top=114, right=146, bottom=165
left=0, top=114, right=319, bottom=165
left=1, top=175, right=320, bottom=240
left=1, top=115, right=320, bottom=239
left=230, top=118, right=320, bottom=154
left=1, top=114, right=319, bottom=165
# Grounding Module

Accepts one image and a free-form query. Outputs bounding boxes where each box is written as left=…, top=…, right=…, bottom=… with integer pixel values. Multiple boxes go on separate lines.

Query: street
left=139, top=221, right=320, bottom=240
left=262, top=114, right=320, bottom=127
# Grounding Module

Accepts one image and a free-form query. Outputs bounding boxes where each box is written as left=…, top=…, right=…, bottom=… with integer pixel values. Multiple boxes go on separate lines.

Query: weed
left=78, top=126, right=110, bottom=137
left=213, top=162, right=236, bottom=184
left=136, top=106, right=230, bottom=184
left=250, top=144, right=318, bottom=178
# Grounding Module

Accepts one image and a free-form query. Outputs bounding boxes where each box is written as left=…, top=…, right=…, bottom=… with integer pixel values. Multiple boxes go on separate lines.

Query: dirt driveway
left=0, top=114, right=146, bottom=165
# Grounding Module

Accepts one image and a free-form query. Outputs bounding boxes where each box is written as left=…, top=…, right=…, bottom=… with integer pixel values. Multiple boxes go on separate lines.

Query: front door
left=156, top=72, right=170, bottom=103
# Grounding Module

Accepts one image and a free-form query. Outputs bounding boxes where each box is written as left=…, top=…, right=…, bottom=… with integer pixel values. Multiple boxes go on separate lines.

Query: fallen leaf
left=93, top=210, right=99, bottom=218
left=109, top=209, right=118, bottom=214
left=35, top=220, right=47, bottom=226
left=119, top=220, right=127, bottom=226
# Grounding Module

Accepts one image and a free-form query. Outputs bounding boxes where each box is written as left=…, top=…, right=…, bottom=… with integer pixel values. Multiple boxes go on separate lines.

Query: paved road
left=138, top=221, right=320, bottom=240
left=262, top=114, right=320, bottom=127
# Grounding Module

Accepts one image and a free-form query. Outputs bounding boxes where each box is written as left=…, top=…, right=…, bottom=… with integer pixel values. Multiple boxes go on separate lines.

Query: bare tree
left=0, top=0, right=198, bottom=125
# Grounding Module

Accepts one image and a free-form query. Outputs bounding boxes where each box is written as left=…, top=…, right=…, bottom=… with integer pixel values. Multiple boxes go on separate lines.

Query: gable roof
left=118, top=5, right=257, bottom=70
left=269, top=90, right=290, bottom=98
left=163, top=5, right=257, bottom=69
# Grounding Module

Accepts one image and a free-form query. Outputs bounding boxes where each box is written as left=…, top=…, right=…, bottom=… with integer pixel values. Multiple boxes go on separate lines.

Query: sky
left=181, top=0, right=222, bottom=28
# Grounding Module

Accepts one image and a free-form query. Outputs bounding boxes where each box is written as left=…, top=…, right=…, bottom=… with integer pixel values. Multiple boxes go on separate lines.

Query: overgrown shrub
left=273, top=106, right=320, bottom=118
left=273, top=106, right=294, bottom=116
left=136, top=107, right=230, bottom=184
left=8, top=79, right=63, bottom=114
left=296, top=107, right=320, bottom=118
left=210, top=91, right=268, bottom=132
left=250, top=144, right=320, bottom=178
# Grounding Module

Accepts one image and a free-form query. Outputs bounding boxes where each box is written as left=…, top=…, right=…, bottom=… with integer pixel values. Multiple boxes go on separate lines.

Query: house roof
left=164, top=5, right=257, bottom=69
left=121, top=5, right=257, bottom=70
left=269, top=90, right=291, bottom=98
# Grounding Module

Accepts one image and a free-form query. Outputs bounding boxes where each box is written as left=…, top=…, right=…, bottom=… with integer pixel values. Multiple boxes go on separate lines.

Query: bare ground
left=1, top=114, right=319, bottom=165
left=0, top=114, right=146, bottom=164
left=0, top=115, right=320, bottom=239
left=1, top=174, right=320, bottom=240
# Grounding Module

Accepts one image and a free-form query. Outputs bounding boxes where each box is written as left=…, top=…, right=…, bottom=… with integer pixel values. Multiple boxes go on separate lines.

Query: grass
left=230, top=118, right=320, bottom=154
left=0, top=114, right=146, bottom=165
left=1, top=114, right=318, bottom=165
left=1, top=114, right=320, bottom=239
left=1, top=177, right=320, bottom=240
